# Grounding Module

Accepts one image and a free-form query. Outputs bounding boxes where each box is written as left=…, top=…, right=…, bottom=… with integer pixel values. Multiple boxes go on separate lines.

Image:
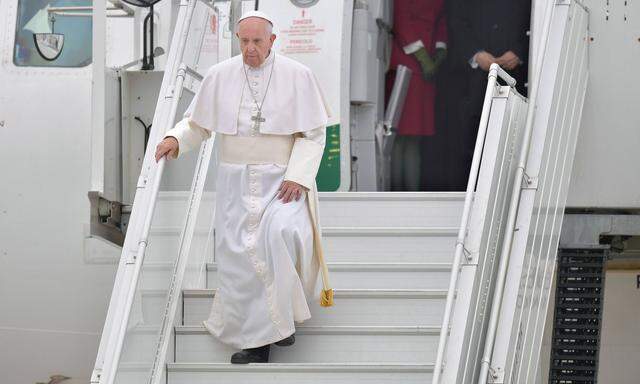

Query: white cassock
left=164, top=50, right=330, bottom=349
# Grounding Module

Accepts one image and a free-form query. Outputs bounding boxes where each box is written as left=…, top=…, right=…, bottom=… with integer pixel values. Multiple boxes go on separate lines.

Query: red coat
left=386, top=0, right=447, bottom=136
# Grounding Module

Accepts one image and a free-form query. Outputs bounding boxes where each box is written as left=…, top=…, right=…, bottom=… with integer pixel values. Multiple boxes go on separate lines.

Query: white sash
left=219, top=134, right=294, bottom=167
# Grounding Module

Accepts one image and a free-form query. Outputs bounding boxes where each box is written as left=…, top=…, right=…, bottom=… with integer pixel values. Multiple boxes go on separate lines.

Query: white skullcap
left=237, top=10, right=275, bottom=27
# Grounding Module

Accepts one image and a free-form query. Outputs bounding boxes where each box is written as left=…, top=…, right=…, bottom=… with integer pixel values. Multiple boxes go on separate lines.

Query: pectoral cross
left=251, top=111, right=266, bottom=130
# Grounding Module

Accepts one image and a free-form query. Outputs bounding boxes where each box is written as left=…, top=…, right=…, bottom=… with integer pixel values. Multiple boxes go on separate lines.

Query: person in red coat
left=386, top=0, right=448, bottom=191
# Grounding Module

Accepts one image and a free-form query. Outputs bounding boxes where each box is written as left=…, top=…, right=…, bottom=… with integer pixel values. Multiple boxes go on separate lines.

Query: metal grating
left=549, top=249, right=607, bottom=384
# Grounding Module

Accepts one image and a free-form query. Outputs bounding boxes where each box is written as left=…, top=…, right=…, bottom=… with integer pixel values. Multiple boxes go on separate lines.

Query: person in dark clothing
left=434, top=0, right=531, bottom=190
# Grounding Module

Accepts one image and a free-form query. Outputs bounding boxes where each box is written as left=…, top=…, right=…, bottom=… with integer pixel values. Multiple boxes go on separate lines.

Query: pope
left=155, top=10, right=333, bottom=364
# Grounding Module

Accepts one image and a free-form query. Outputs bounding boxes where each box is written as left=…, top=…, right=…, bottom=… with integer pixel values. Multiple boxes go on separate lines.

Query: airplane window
left=13, top=0, right=93, bottom=67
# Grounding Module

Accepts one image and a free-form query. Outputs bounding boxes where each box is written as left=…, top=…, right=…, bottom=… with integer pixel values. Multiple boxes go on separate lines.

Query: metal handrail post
left=105, top=157, right=166, bottom=384
left=106, top=66, right=190, bottom=384
left=432, top=63, right=516, bottom=384
left=148, top=62, right=214, bottom=384
left=477, top=2, right=556, bottom=383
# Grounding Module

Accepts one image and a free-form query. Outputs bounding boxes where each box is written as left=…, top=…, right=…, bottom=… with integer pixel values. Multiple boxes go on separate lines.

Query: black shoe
left=230, top=344, right=270, bottom=364
left=274, top=332, right=295, bottom=347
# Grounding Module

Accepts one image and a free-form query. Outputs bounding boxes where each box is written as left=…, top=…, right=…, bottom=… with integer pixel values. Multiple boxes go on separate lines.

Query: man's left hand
left=496, top=51, right=521, bottom=70
left=277, top=180, right=308, bottom=204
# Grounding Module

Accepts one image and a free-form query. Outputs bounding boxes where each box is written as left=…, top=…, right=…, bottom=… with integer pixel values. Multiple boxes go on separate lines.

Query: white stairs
left=138, top=191, right=464, bottom=383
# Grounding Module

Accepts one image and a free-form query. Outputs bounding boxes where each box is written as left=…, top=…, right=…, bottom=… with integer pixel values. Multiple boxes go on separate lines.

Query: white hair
left=236, top=17, right=274, bottom=36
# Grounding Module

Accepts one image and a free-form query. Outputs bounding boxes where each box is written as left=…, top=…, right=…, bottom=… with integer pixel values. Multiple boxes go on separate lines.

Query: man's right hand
left=155, top=137, right=179, bottom=162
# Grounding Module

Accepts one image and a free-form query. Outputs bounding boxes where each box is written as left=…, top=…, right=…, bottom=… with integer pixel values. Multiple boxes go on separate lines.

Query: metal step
left=153, top=191, right=465, bottom=228
left=206, top=262, right=452, bottom=290
left=174, top=325, right=439, bottom=363
left=138, top=262, right=452, bottom=290
left=144, top=226, right=458, bottom=264
left=181, top=289, right=447, bottom=327
left=166, top=362, right=434, bottom=383
left=549, top=249, right=606, bottom=384
left=314, top=192, right=464, bottom=227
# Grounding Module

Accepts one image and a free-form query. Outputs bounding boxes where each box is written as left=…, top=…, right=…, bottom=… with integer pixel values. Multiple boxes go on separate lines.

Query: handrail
left=144, top=6, right=218, bottom=383
left=476, top=2, right=557, bottom=383
left=148, top=20, right=217, bottom=380
left=105, top=159, right=167, bottom=384
left=431, top=63, right=516, bottom=384
left=94, top=1, right=201, bottom=383
left=148, top=127, right=216, bottom=384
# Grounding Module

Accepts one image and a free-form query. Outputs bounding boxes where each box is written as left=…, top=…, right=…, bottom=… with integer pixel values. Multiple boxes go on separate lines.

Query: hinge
left=90, top=368, right=102, bottom=384
left=125, top=249, right=137, bottom=264
left=137, top=169, right=149, bottom=189
left=488, top=365, right=504, bottom=383
left=165, top=84, right=176, bottom=99
left=458, top=241, right=478, bottom=265
left=521, top=170, right=538, bottom=190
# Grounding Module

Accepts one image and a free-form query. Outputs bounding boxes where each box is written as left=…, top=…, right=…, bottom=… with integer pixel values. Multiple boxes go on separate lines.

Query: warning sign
left=279, top=11, right=325, bottom=55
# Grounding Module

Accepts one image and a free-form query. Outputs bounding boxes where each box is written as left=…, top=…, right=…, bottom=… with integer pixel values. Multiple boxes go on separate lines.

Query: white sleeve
left=283, top=125, right=326, bottom=190
left=163, top=118, right=212, bottom=159
left=469, top=51, right=482, bottom=69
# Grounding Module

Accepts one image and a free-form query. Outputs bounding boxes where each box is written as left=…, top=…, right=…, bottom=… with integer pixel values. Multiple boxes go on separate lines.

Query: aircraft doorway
left=384, top=0, right=532, bottom=192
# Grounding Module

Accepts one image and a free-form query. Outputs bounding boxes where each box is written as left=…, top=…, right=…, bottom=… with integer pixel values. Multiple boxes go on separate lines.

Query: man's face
left=237, top=17, right=276, bottom=68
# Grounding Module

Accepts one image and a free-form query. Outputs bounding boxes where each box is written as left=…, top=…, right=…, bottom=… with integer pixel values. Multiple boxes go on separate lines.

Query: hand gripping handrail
left=431, top=64, right=516, bottom=384
left=144, top=7, right=216, bottom=384
left=148, top=65, right=213, bottom=384
left=93, top=1, right=201, bottom=384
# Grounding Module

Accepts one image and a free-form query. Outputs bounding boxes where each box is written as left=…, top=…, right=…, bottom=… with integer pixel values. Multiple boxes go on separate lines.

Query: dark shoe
left=274, top=332, right=295, bottom=347
left=230, top=344, right=270, bottom=364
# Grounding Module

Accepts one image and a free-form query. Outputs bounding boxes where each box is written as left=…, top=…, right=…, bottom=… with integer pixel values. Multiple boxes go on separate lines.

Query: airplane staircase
left=91, top=1, right=590, bottom=383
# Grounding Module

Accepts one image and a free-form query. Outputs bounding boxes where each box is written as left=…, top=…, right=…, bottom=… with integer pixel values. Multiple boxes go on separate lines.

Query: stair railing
left=476, top=2, right=556, bottom=382
left=91, top=1, right=219, bottom=383
left=431, top=64, right=517, bottom=384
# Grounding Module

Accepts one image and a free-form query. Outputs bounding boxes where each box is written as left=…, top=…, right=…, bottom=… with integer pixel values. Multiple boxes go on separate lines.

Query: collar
left=244, top=50, right=275, bottom=71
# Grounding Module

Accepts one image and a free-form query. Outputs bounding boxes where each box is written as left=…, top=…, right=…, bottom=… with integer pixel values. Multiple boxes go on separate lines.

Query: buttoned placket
left=246, top=166, right=281, bottom=327
left=243, top=56, right=282, bottom=328
left=246, top=167, right=259, bottom=264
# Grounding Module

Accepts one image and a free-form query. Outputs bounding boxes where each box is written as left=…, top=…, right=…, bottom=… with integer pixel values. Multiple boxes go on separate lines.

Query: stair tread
left=175, top=325, right=441, bottom=335
left=158, top=190, right=466, bottom=202
left=182, top=288, right=448, bottom=299
left=145, top=261, right=453, bottom=271
left=317, top=191, right=465, bottom=201
left=167, top=362, right=435, bottom=372
left=206, top=262, right=452, bottom=272
left=150, top=226, right=459, bottom=235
